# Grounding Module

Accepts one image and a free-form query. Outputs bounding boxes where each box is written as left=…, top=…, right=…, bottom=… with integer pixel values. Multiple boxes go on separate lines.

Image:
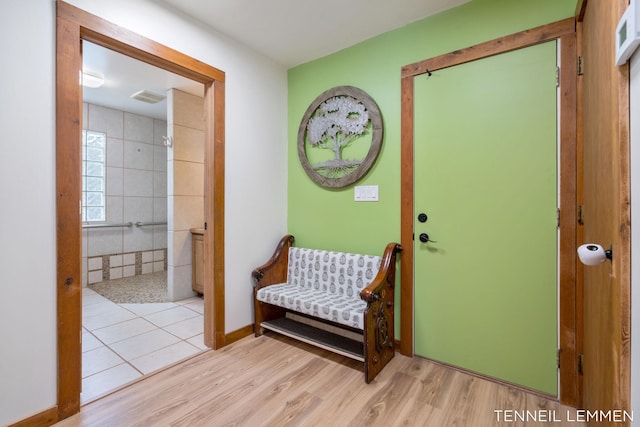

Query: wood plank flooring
left=55, top=334, right=586, bottom=426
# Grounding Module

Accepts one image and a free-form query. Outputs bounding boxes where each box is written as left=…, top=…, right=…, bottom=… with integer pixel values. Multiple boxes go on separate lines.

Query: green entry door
left=413, top=42, right=558, bottom=395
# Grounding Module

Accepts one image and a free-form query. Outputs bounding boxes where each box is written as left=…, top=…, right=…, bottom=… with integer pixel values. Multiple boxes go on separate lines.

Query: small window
left=82, top=130, right=106, bottom=222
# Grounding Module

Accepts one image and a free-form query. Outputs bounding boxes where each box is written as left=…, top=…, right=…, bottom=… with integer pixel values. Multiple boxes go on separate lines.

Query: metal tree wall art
left=307, top=97, right=369, bottom=175
left=298, top=86, right=383, bottom=188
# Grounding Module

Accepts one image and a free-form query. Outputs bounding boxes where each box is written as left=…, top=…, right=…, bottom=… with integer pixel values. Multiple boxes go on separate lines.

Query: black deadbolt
left=418, top=213, right=428, bottom=223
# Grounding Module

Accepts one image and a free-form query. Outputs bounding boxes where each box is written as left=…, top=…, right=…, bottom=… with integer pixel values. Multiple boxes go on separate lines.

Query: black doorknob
left=419, top=233, right=431, bottom=243
left=417, top=213, right=428, bottom=223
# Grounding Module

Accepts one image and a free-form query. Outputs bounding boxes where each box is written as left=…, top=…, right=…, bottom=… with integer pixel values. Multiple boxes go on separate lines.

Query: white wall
left=0, top=0, right=287, bottom=424
left=0, top=2, right=57, bottom=424
left=631, top=53, right=640, bottom=426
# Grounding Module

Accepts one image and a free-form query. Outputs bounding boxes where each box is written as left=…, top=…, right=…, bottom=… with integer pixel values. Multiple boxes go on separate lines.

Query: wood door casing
left=400, top=18, right=579, bottom=405
left=56, top=0, right=226, bottom=420
left=578, top=0, right=631, bottom=420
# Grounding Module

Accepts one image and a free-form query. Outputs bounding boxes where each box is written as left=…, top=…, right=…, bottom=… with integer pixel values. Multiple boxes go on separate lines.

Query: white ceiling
left=82, top=0, right=468, bottom=120
left=158, top=0, right=469, bottom=68
left=82, top=41, right=203, bottom=121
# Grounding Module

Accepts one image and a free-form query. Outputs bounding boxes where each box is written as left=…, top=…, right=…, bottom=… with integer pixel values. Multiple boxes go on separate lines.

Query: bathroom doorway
left=80, top=41, right=208, bottom=403
left=56, top=2, right=226, bottom=418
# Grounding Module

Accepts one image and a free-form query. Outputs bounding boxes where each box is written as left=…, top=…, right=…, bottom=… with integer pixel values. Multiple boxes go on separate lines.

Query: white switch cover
left=354, top=185, right=379, bottom=202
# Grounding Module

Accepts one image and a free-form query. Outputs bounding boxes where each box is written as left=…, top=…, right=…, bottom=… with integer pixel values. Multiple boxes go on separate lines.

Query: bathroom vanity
left=190, top=228, right=204, bottom=295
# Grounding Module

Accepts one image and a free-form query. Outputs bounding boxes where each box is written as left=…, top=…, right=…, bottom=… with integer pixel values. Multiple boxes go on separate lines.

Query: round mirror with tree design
left=297, top=86, right=383, bottom=188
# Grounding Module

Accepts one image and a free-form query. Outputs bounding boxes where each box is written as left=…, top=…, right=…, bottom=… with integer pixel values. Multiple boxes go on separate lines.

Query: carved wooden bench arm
left=252, top=234, right=295, bottom=290
left=360, top=242, right=402, bottom=302
left=360, top=242, right=401, bottom=383
left=253, top=235, right=294, bottom=336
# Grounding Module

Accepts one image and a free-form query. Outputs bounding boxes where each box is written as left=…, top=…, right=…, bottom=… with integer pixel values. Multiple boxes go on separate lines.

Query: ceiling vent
left=130, top=90, right=166, bottom=104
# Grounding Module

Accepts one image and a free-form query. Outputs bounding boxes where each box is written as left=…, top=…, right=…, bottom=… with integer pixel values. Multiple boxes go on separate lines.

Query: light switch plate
left=354, top=185, right=379, bottom=202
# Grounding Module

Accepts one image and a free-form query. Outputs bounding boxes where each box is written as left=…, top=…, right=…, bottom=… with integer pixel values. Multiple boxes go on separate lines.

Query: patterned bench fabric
left=256, top=247, right=382, bottom=330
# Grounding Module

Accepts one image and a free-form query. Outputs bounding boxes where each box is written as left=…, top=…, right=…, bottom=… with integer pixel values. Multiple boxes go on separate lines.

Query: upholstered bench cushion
left=287, top=247, right=382, bottom=294
left=256, top=247, right=382, bottom=330
left=257, top=283, right=367, bottom=329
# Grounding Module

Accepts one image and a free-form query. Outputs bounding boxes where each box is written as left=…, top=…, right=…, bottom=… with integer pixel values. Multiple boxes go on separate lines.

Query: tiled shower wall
left=167, top=89, right=205, bottom=301
left=82, top=103, right=168, bottom=286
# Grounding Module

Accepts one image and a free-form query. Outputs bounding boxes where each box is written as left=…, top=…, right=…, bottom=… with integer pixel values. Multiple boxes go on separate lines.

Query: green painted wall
left=287, top=0, right=576, bottom=341
left=288, top=0, right=575, bottom=250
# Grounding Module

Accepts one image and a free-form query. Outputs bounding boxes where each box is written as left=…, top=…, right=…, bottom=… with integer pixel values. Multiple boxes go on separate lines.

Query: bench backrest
left=287, top=247, right=382, bottom=299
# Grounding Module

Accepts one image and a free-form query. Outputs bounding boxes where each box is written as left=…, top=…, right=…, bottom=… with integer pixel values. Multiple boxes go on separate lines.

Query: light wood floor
left=55, top=334, right=585, bottom=427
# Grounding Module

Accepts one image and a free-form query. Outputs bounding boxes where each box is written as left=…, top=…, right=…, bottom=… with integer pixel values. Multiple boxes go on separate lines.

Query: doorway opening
left=56, top=1, right=225, bottom=419
left=80, top=40, right=209, bottom=403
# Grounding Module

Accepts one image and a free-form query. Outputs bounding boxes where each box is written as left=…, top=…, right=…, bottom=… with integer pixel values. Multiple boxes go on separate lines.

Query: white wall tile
left=124, top=112, right=154, bottom=143
left=172, top=125, right=204, bottom=163
left=123, top=227, right=153, bottom=253
left=168, top=265, right=194, bottom=301
left=110, top=267, right=123, bottom=280
left=106, top=138, right=124, bottom=168
left=124, top=140, right=154, bottom=171
left=123, top=169, right=154, bottom=197
left=88, top=257, right=103, bottom=271
left=171, top=196, right=204, bottom=232
left=123, top=197, right=153, bottom=223
left=88, top=104, right=123, bottom=139
left=154, top=145, right=167, bottom=172
left=154, top=171, right=167, bottom=197
left=88, top=270, right=103, bottom=284
left=153, top=250, right=164, bottom=261
left=87, top=228, right=122, bottom=257
left=142, top=251, right=154, bottom=263
left=173, top=161, right=203, bottom=197
left=83, top=102, right=88, bottom=129
left=153, top=197, right=167, bottom=222
left=123, top=265, right=136, bottom=278
left=109, top=255, right=123, bottom=267
left=153, top=261, right=164, bottom=272
left=82, top=257, right=88, bottom=287
left=170, top=230, right=191, bottom=267
left=168, top=89, right=204, bottom=131
left=123, top=253, right=136, bottom=265
left=154, top=229, right=167, bottom=251
left=106, top=167, right=123, bottom=197
left=142, top=263, right=153, bottom=274
left=153, top=119, right=168, bottom=146
left=105, top=196, right=123, bottom=224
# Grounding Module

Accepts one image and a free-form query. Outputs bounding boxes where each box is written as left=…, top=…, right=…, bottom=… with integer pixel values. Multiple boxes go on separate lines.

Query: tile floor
left=81, top=288, right=207, bottom=404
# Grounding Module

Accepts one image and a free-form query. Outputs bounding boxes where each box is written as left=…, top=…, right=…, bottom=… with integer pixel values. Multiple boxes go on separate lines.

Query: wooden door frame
left=56, top=0, right=225, bottom=419
left=400, top=18, right=580, bottom=406
left=575, top=0, right=631, bottom=417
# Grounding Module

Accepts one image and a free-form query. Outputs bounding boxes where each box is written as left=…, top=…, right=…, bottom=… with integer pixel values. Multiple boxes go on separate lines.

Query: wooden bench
left=252, top=235, right=402, bottom=383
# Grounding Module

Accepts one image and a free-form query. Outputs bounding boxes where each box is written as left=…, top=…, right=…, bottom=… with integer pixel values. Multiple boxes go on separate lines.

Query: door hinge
left=578, top=353, right=584, bottom=375
left=557, top=208, right=561, bottom=228
left=557, top=349, right=561, bottom=369
left=204, top=222, right=208, bottom=231
left=577, top=56, right=584, bottom=75
left=556, top=66, right=560, bottom=87
left=577, top=205, right=584, bottom=225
